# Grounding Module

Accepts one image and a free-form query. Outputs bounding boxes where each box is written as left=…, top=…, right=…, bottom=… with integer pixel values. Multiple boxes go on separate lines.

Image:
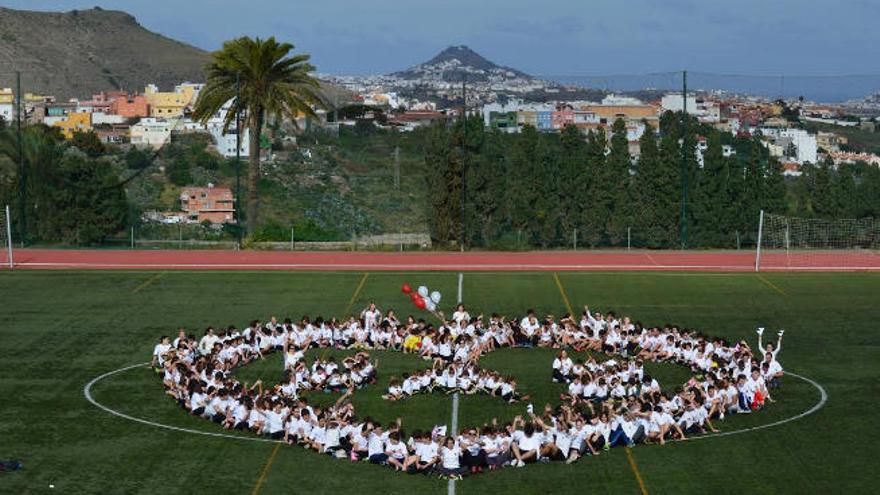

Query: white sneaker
left=516, top=460, right=525, bottom=468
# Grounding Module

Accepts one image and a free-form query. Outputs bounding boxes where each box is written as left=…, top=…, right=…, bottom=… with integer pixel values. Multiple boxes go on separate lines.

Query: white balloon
left=417, top=286, right=429, bottom=298
left=425, top=300, right=436, bottom=312
left=430, top=291, right=442, bottom=304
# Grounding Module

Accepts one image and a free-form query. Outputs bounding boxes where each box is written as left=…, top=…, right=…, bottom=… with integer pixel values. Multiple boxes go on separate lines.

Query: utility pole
left=235, top=73, right=243, bottom=248
left=460, top=75, right=467, bottom=252
left=16, top=71, right=25, bottom=246
left=679, top=70, right=688, bottom=249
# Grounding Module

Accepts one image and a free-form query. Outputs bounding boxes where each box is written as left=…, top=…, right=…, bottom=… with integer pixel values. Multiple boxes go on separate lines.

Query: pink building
left=551, top=104, right=574, bottom=129
left=180, top=185, right=235, bottom=224
left=76, top=92, right=120, bottom=113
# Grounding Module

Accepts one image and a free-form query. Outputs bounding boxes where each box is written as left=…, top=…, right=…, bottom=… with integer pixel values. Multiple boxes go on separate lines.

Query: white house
left=176, top=100, right=250, bottom=158
left=760, top=127, right=818, bottom=165
left=208, top=123, right=250, bottom=158
left=91, top=112, right=126, bottom=125
left=779, top=128, right=818, bottom=164
left=662, top=93, right=720, bottom=122
left=205, top=101, right=250, bottom=158
left=130, top=118, right=173, bottom=149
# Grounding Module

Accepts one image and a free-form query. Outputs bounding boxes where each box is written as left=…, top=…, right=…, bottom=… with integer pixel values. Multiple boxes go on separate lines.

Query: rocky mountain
left=391, top=45, right=533, bottom=83
left=0, top=7, right=210, bottom=99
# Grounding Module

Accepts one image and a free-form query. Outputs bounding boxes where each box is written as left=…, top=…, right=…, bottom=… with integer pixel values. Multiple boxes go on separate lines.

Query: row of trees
left=425, top=112, right=880, bottom=249
left=0, top=126, right=129, bottom=244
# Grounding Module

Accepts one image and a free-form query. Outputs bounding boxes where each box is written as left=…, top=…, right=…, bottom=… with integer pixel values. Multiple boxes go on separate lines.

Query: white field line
left=449, top=272, right=464, bottom=495
left=16, top=261, right=880, bottom=271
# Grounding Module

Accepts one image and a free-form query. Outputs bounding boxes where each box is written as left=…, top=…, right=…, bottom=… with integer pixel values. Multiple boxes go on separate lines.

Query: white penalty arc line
left=83, top=364, right=828, bottom=448
left=678, top=371, right=828, bottom=442
left=83, top=362, right=284, bottom=444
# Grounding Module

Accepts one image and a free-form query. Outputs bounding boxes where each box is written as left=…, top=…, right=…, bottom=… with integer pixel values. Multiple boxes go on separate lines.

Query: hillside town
left=0, top=46, right=878, bottom=227
left=3, top=83, right=876, bottom=162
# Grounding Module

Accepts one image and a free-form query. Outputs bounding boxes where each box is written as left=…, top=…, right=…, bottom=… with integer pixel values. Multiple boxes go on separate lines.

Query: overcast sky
left=5, top=0, right=879, bottom=76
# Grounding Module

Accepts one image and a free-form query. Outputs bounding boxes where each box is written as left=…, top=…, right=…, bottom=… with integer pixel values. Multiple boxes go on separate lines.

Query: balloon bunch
left=401, top=283, right=442, bottom=312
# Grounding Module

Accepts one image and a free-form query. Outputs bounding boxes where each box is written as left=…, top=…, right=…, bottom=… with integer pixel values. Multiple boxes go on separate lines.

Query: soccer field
left=1, top=269, right=877, bottom=494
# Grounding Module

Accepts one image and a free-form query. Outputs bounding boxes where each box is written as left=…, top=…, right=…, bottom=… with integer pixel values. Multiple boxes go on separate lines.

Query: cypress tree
left=424, top=122, right=457, bottom=244
left=581, top=127, right=607, bottom=246
left=558, top=124, right=586, bottom=241
left=605, top=118, right=632, bottom=245
left=692, top=132, right=731, bottom=246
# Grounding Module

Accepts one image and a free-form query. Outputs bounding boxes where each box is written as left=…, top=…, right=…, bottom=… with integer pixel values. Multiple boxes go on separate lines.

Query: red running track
left=1, top=248, right=878, bottom=271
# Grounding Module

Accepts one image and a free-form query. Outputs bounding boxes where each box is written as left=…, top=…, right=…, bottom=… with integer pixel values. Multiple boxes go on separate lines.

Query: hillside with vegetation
left=120, top=126, right=430, bottom=243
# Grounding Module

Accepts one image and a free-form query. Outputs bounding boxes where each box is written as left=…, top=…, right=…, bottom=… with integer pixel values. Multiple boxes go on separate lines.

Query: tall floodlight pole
left=16, top=71, right=25, bottom=246
left=235, top=73, right=243, bottom=248
left=460, top=75, right=467, bottom=252
left=679, top=70, right=688, bottom=249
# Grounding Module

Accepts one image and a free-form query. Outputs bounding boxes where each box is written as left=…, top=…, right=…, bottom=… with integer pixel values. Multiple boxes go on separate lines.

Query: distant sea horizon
left=541, top=73, right=880, bottom=103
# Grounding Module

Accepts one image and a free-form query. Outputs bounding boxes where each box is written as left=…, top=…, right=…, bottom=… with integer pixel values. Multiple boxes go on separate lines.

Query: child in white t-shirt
left=438, top=437, right=464, bottom=479
left=152, top=336, right=172, bottom=370
left=385, top=432, right=409, bottom=471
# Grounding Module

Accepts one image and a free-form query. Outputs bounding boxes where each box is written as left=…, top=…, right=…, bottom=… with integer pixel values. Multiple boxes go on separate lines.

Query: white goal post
left=755, top=209, right=880, bottom=271
left=2, top=204, right=12, bottom=269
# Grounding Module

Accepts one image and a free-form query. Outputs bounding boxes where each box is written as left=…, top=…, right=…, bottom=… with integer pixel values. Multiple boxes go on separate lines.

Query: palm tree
left=193, top=36, right=323, bottom=235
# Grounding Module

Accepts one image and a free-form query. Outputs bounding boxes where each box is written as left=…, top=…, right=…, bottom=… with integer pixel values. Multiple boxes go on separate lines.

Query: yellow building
left=53, top=112, right=92, bottom=139
left=579, top=103, right=659, bottom=127
left=0, top=89, right=51, bottom=104
left=24, top=92, right=51, bottom=104
left=517, top=109, right=538, bottom=128
left=144, top=83, right=201, bottom=118
left=173, top=82, right=202, bottom=106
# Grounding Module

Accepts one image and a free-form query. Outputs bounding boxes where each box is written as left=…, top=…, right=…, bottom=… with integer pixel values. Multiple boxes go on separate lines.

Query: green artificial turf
left=0, top=270, right=877, bottom=494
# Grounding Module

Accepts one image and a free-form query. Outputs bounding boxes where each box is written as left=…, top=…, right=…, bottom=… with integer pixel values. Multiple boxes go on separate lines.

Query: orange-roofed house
left=782, top=162, right=802, bottom=177
left=180, top=185, right=235, bottom=224
left=111, top=94, right=150, bottom=118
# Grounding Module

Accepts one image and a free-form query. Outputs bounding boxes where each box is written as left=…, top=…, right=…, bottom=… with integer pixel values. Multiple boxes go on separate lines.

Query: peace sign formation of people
left=152, top=301, right=785, bottom=479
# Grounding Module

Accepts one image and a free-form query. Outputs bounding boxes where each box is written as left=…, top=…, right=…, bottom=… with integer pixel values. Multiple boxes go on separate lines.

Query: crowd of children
left=383, top=363, right=528, bottom=403
left=280, top=352, right=377, bottom=397
left=152, top=301, right=785, bottom=478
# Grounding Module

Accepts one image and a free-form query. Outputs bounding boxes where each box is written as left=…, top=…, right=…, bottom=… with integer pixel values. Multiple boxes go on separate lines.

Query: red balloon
left=410, top=292, right=420, bottom=301
left=414, top=297, right=426, bottom=310
left=402, top=283, right=412, bottom=295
